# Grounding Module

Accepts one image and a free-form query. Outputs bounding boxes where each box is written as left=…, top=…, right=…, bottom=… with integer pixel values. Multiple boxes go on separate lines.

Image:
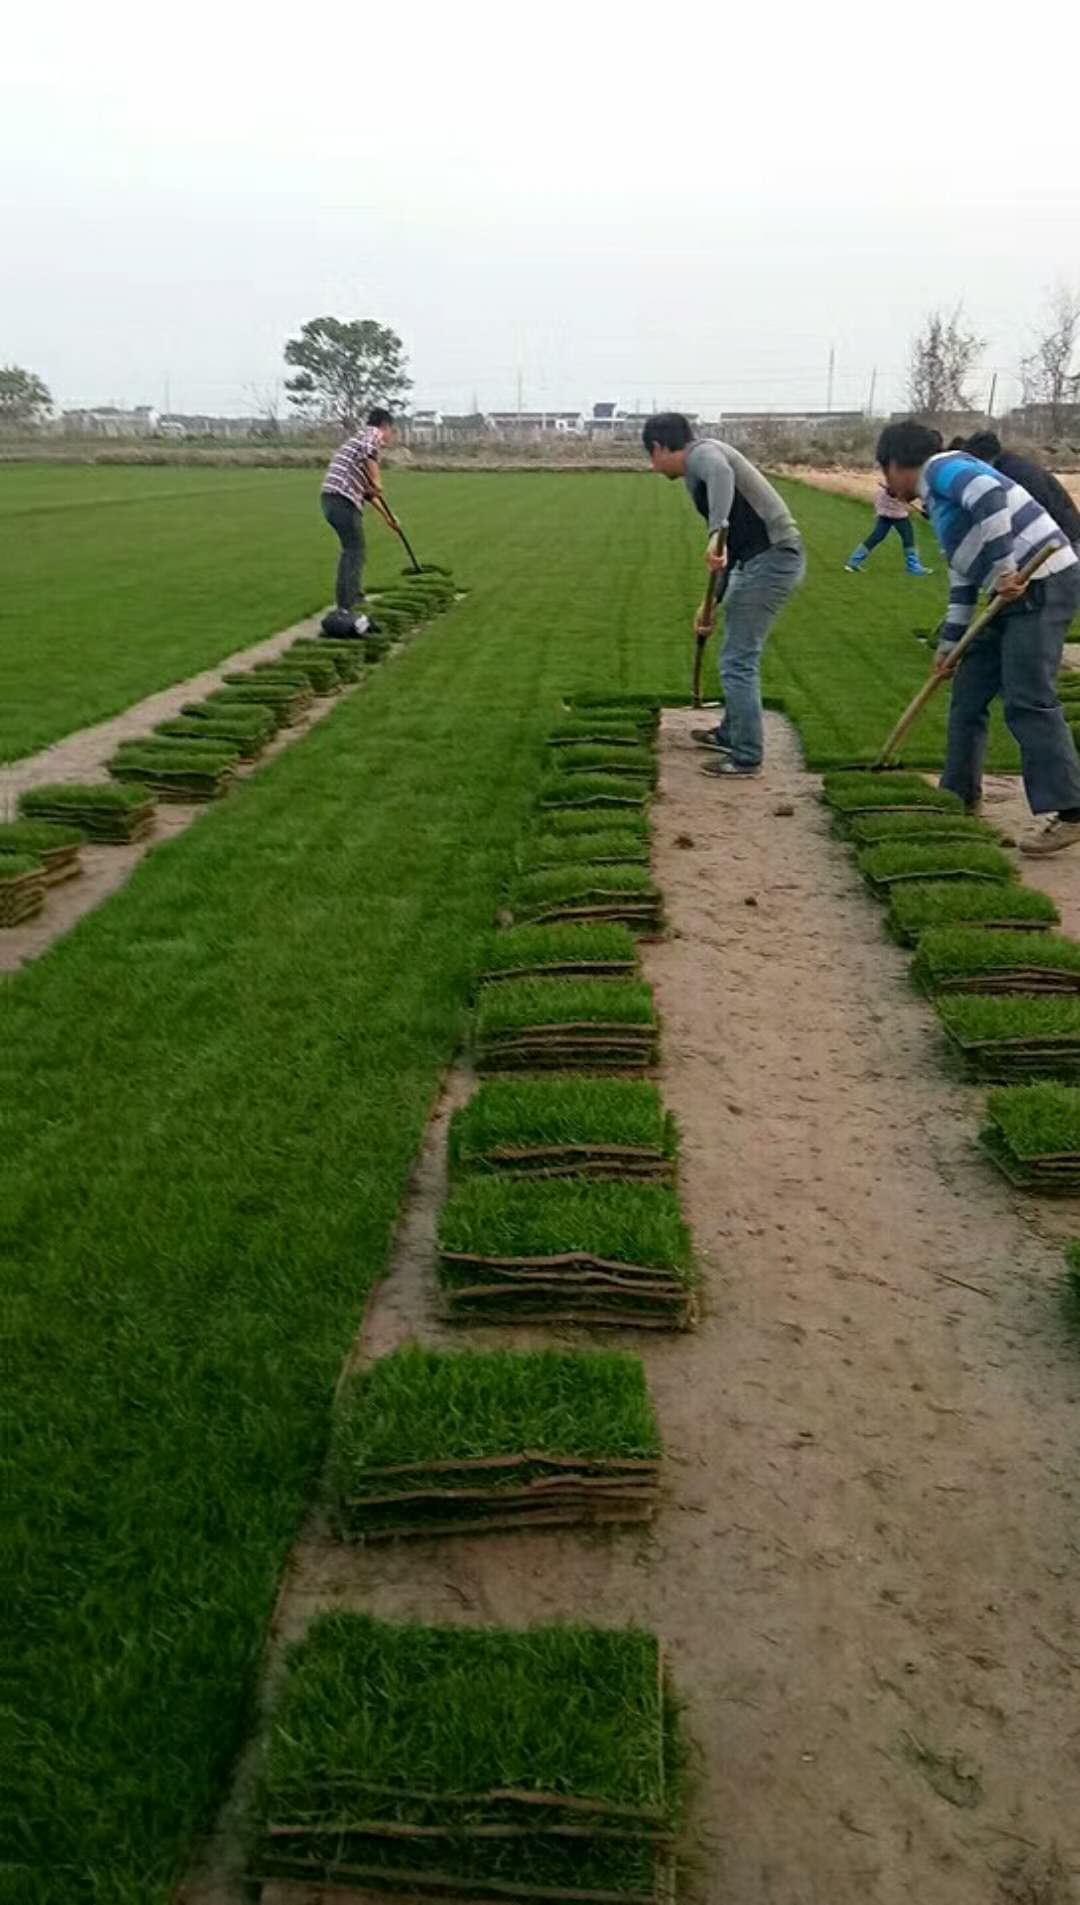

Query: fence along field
left=5, top=466, right=1027, bottom=1902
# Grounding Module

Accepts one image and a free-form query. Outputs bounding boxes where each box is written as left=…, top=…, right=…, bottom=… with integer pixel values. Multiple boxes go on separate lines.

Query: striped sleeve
left=942, top=569, right=979, bottom=642
left=947, top=468, right=1018, bottom=590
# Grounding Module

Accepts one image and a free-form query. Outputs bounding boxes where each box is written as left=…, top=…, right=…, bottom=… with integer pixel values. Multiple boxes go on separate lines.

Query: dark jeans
left=865, top=514, right=914, bottom=553
left=941, top=567, right=1080, bottom=813
left=321, top=491, right=365, bottom=611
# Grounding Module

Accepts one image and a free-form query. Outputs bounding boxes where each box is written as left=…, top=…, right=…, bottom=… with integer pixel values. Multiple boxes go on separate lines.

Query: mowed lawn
left=6, top=470, right=1018, bottom=1903
left=0, top=459, right=1017, bottom=768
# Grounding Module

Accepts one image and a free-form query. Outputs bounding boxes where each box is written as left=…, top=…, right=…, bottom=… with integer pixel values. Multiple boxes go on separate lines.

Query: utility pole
left=866, top=366, right=877, bottom=417
left=516, top=366, right=523, bottom=427
left=826, top=346, right=835, bottom=414
left=986, top=371, right=998, bottom=418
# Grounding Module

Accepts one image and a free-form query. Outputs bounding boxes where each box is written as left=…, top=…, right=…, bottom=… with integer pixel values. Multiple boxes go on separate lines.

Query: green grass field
left=4, top=463, right=1026, bottom=1903
left=1, top=462, right=1019, bottom=768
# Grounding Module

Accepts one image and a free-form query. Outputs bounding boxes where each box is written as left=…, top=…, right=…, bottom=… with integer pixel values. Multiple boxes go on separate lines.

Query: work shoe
left=691, top=728, right=731, bottom=752
left=1020, top=816, right=1080, bottom=856
left=701, top=757, right=762, bottom=779
left=352, top=613, right=371, bottom=635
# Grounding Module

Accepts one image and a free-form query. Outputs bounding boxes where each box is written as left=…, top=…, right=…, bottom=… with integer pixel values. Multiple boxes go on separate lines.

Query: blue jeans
left=714, top=544, right=806, bottom=767
left=864, top=514, right=914, bottom=554
left=941, top=567, right=1080, bottom=813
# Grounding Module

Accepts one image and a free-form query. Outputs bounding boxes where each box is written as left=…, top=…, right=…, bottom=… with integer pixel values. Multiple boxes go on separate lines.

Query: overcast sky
left=4, top=0, right=1078, bottom=420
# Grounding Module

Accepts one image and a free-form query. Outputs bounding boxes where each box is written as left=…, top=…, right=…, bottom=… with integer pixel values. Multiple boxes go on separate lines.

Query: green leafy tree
left=283, top=317, right=411, bottom=426
left=0, top=364, right=52, bottom=424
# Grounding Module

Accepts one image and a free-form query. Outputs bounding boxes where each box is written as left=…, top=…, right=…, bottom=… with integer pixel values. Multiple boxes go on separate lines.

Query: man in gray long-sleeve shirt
left=644, top=412, right=805, bottom=776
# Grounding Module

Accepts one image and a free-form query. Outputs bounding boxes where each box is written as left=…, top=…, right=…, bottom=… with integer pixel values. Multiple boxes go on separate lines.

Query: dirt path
left=782, top=465, right=1080, bottom=510
left=185, top=711, right=1080, bottom=1905
left=0, top=612, right=350, bottom=973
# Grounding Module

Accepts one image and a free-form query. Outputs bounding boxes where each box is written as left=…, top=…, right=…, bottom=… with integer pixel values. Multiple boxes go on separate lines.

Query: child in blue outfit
left=846, top=479, right=932, bottom=576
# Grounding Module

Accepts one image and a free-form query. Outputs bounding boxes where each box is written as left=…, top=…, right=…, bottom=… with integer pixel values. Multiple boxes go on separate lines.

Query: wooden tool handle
left=874, top=543, right=1060, bottom=767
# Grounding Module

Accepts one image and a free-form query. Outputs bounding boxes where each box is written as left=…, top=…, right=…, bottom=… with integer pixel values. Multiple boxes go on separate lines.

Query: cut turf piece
left=474, top=977, right=658, bottom=1072
left=107, top=740, right=238, bottom=802
left=0, top=820, right=82, bottom=885
left=439, top=1178, right=695, bottom=1328
left=450, top=1078, right=678, bottom=1182
left=480, top=924, right=639, bottom=985
left=936, top=994, right=1080, bottom=1079
left=154, top=715, right=268, bottom=760
left=0, top=852, right=46, bottom=926
left=886, top=880, right=1059, bottom=946
left=253, top=1614, right=679, bottom=1898
left=548, top=721, right=651, bottom=747
left=290, top=638, right=364, bottom=682
left=220, top=675, right=313, bottom=722
left=198, top=687, right=291, bottom=730
left=913, top=928, right=1080, bottom=996
left=19, top=782, right=155, bottom=843
left=981, top=1083, right=1080, bottom=1192
left=525, top=830, right=651, bottom=870
left=822, top=772, right=963, bottom=819
left=177, top=702, right=276, bottom=745
left=510, top=864, right=662, bottom=932
left=857, top=840, right=1016, bottom=893
left=328, top=1347, right=662, bottom=1538
left=846, top=810, right=1000, bottom=847
left=540, top=773, right=652, bottom=814
left=272, top=649, right=342, bottom=694
left=541, top=806, right=651, bottom=841
left=547, top=743, right=657, bottom=783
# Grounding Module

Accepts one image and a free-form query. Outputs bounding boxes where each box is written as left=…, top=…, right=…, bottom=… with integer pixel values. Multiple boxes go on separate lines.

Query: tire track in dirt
left=184, top=711, right=1080, bottom=1905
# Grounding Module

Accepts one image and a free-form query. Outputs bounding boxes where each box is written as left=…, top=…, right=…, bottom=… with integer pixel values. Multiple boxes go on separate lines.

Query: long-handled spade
left=370, top=495, right=426, bottom=575
left=691, top=566, right=730, bottom=708
left=867, top=542, right=1058, bottom=769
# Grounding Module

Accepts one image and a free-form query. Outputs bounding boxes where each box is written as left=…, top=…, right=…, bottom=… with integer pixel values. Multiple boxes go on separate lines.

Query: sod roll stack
left=19, top=783, right=155, bottom=843
left=914, top=928, right=1080, bottom=996
left=107, top=740, right=237, bottom=802
left=0, top=853, right=46, bottom=927
left=473, top=978, right=659, bottom=1072
left=541, top=772, right=652, bottom=814
left=981, top=1083, right=1080, bottom=1191
left=823, top=771, right=964, bottom=823
left=253, top=1614, right=680, bottom=1900
left=886, top=881, right=1059, bottom=946
left=480, top=923, right=639, bottom=985
left=510, top=865, right=663, bottom=932
left=937, top=995, right=1080, bottom=1080
left=439, top=1178, right=695, bottom=1327
left=857, top=840, right=1016, bottom=894
left=451, top=1078, right=677, bottom=1182
left=0, top=820, right=82, bottom=885
left=328, top=1347, right=662, bottom=1538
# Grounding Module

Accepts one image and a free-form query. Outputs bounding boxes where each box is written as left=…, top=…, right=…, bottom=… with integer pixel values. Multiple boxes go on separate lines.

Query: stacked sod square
left=822, top=767, right=1080, bottom=1185
left=437, top=695, right=695, bottom=1330
left=253, top=1615, right=682, bottom=1900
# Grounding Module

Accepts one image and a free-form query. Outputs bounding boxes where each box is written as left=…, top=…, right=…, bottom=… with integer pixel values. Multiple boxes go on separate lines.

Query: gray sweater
left=684, top=439, right=800, bottom=566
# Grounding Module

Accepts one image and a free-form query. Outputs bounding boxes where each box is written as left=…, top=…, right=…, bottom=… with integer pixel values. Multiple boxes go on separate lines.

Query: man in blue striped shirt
left=877, top=421, right=1080, bottom=855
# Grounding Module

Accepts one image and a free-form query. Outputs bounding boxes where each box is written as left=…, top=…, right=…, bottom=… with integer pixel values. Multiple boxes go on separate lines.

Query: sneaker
left=691, top=728, right=731, bottom=752
left=1020, top=816, right=1080, bottom=857
left=701, top=756, right=762, bottom=779
left=844, top=562, right=864, bottom=574
left=352, top=613, right=370, bottom=635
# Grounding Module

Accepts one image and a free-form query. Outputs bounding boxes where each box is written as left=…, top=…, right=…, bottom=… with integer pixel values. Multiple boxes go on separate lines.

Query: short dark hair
left=642, top=412, right=695, bottom=454
left=875, top=420, right=943, bottom=471
left=367, top=406, right=394, bottom=428
left=964, top=430, right=1001, bottom=462
left=946, top=435, right=968, bottom=450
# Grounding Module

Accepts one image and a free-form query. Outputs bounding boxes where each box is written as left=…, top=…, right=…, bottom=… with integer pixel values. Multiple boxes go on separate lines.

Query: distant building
left=61, top=404, right=159, bottom=437
left=404, top=409, right=442, bottom=442
left=486, top=411, right=585, bottom=437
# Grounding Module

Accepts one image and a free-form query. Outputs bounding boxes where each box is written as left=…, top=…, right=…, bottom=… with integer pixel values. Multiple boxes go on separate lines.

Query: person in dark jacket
left=965, top=432, right=1080, bottom=551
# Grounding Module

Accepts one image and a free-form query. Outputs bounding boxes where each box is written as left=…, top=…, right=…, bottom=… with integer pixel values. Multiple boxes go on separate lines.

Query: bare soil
left=787, top=465, right=1080, bottom=509
left=0, top=613, right=347, bottom=973
left=184, top=711, right=1080, bottom=1905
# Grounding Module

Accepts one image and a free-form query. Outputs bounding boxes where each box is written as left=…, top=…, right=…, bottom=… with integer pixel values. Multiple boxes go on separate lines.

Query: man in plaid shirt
left=321, top=407, right=396, bottom=629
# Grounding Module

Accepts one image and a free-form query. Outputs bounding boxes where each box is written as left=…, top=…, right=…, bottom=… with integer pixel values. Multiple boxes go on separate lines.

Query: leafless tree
left=907, top=307, right=985, bottom=415
left=1019, top=284, right=1080, bottom=434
